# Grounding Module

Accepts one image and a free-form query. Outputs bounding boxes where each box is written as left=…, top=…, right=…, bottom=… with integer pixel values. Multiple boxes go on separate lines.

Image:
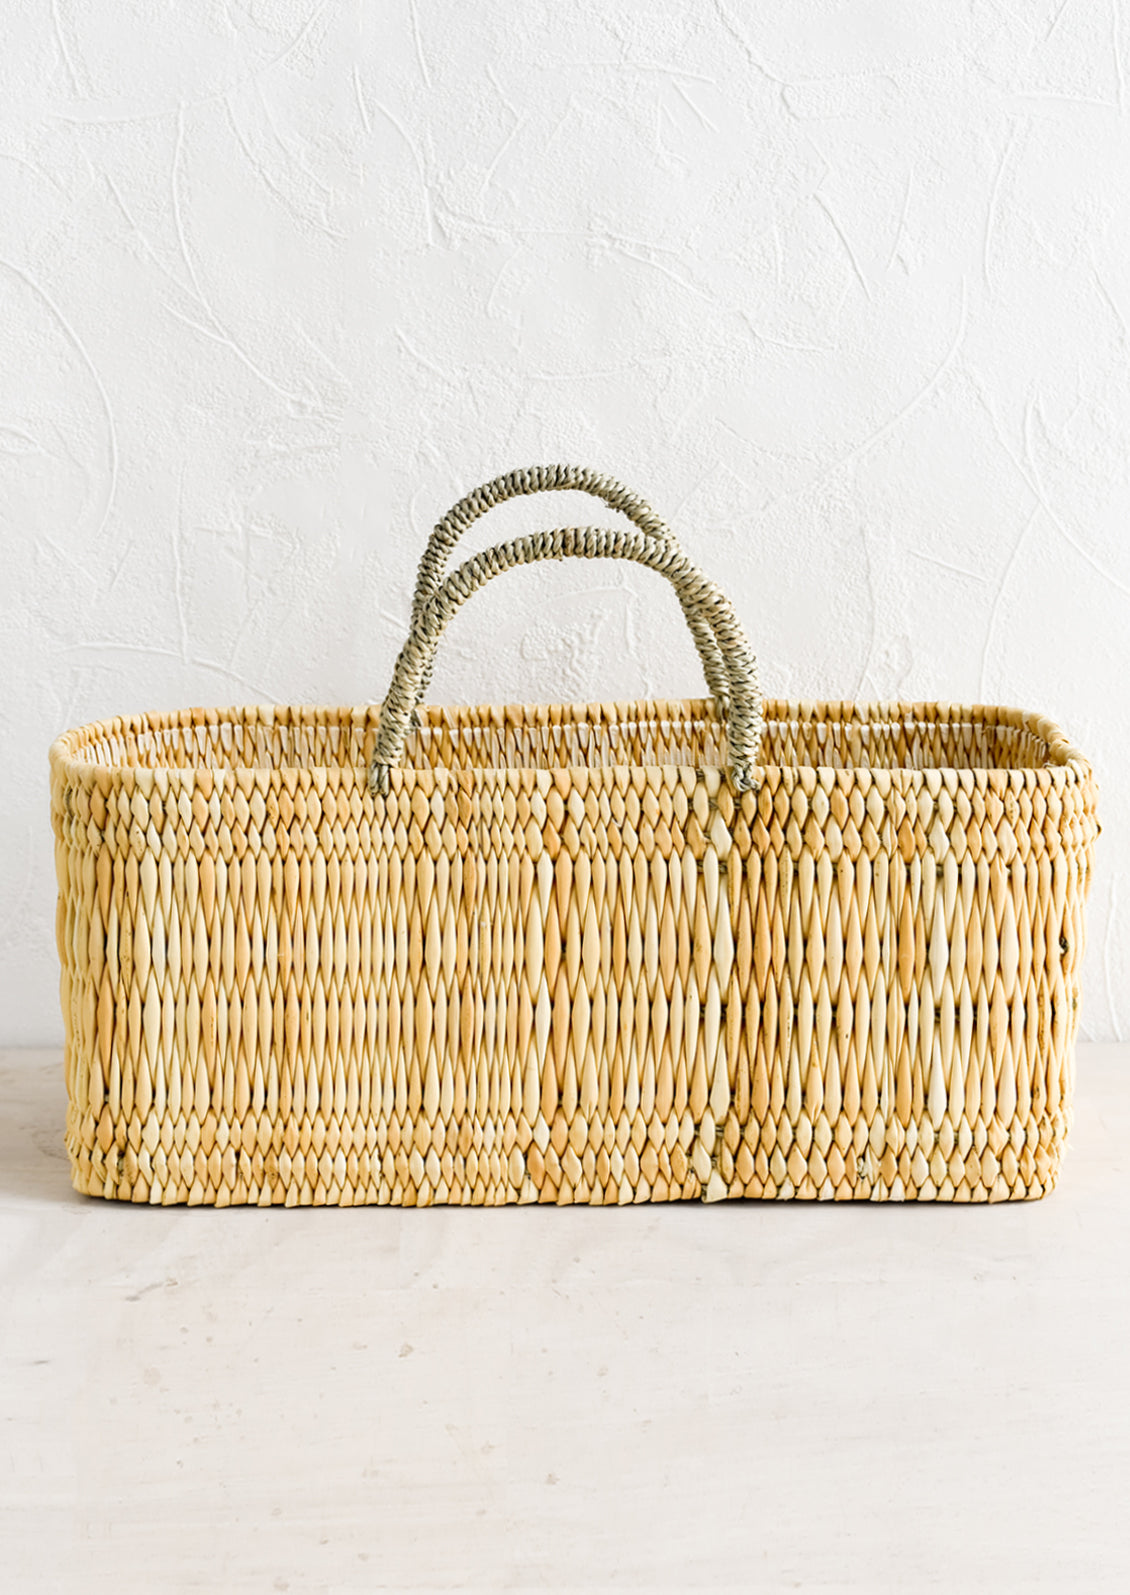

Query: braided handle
left=370, top=525, right=763, bottom=796
left=406, top=465, right=731, bottom=710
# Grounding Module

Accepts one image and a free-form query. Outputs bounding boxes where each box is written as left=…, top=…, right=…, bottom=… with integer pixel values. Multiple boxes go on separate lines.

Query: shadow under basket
left=49, top=695, right=1098, bottom=1207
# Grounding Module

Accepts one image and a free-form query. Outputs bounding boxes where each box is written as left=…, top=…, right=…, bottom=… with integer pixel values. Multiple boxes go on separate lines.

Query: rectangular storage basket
left=49, top=469, right=1099, bottom=1206
left=50, top=695, right=1099, bottom=1207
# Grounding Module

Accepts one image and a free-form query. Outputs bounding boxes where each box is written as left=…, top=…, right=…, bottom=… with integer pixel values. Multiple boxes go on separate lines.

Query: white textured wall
left=2, top=3, right=1126, bottom=1044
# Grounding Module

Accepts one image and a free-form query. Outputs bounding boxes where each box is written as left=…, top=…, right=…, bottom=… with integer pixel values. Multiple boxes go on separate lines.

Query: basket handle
left=407, top=465, right=731, bottom=710
left=370, top=525, right=763, bottom=795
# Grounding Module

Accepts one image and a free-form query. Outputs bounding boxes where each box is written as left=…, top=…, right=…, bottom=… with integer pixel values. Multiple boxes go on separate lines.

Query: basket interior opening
left=71, top=708, right=1057, bottom=776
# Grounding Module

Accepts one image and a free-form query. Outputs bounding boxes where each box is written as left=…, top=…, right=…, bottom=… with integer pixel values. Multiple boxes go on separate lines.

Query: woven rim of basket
left=49, top=698, right=1093, bottom=788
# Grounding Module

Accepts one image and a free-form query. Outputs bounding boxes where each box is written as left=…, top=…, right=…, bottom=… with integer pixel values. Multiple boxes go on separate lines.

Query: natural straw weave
left=49, top=469, right=1098, bottom=1206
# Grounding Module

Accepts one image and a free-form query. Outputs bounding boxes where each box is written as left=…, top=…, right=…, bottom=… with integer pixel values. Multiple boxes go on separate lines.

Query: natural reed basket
left=50, top=466, right=1099, bottom=1206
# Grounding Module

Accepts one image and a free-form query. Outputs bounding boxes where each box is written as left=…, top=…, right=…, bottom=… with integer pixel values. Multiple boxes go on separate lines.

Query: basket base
left=65, top=1106, right=1066, bottom=1206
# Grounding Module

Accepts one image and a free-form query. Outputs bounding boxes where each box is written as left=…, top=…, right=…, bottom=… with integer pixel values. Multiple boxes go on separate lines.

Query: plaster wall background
left=2, top=2, right=1127, bottom=1044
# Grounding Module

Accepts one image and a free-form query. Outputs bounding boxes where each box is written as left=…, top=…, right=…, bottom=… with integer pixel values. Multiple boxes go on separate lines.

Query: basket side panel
left=51, top=747, right=1098, bottom=1206
left=725, top=766, right=1100, bottom=1202
left=50, top=757, right=107, bottom=1196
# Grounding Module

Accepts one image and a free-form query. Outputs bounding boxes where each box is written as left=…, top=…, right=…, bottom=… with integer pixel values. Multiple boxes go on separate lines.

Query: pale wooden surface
left=2, top=1044, right=1127, bottom=1594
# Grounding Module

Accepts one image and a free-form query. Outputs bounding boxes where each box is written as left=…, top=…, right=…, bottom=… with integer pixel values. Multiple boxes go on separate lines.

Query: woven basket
left=49, top=467, right=1099, bottom=1206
